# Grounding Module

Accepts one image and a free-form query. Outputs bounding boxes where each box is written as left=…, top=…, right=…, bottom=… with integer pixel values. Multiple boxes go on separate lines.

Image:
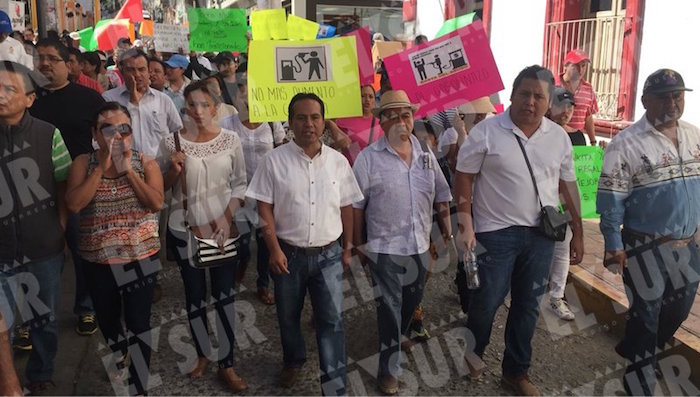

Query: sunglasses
left=99, top=123, right=133, bottom=137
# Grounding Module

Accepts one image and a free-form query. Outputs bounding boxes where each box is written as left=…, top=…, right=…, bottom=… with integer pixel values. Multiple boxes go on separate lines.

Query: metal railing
left=544, top=16, right=626, bottom=121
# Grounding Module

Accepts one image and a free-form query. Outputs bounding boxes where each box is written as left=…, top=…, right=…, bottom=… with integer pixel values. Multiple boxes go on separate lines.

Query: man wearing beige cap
left=352, top=90, right=452, bottom=395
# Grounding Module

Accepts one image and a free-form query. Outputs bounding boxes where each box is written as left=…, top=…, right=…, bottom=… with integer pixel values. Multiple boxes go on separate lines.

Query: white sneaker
left=549, top=297, right=575, bottom=321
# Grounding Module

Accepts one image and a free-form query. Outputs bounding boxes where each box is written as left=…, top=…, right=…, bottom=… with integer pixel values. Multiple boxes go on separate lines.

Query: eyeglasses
left=99, top=123, right=133, bottom=137
left=380, top=111, right=412, bottom=123
left=38, top=55, right=65, bottom=64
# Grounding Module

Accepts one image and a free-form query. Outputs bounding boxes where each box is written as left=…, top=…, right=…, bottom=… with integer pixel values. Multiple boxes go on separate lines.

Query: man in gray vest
left=0, top=61, right=71, bottom=394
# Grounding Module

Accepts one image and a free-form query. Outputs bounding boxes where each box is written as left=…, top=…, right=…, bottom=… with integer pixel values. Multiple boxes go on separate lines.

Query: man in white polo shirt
left=246, top=93, right=363, bottom=396
left=454, top=65, right=583, bottom=396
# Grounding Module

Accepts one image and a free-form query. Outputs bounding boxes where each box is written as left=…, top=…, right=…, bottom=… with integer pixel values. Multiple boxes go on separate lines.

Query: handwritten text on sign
left=154, top=24, right=189, bottom=53
left=573, top=146, right=604, bottom=219
left=188, top=8, right=247, bottom=52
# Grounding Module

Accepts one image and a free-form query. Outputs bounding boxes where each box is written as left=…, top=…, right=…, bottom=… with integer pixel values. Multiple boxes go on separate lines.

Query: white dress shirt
left=103, top=86, right=183, bottom=156
left=0, top=36, right=33, bottom=70
left=457, top=110, right=576, bottom=233
left=246, top=142, right=363, bottom=248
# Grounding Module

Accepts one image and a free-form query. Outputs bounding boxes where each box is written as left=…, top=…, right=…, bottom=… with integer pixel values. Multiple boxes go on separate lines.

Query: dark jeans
left=0, top=252, right=64, bottom=383
left=83, top=254, right=160, bottom=396
left=239, top=222, right=272, bottom=289
left=167, top=228, right=239, bottom=368
left=271, top=241, right=346, bottom=396
left=466, top=226, right=554, bottom=378
left=368, top=251, right=429, bottom=377
left=66, top=212, right=94, bottom=316
left=616, top=230, right=700, bottom=396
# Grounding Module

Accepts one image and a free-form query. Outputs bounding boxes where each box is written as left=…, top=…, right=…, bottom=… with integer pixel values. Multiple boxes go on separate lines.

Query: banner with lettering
left=247, top=37, right=362, bottom=122
left=573, top=146, right=604, bottom=219
left=382, top=20, right=503, bottom=119
left=154, top=23, right=189, bottom=53
left=188, top=8, right=247, bottom=52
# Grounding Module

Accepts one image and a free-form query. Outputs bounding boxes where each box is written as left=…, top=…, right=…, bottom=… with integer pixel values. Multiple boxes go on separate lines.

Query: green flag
left=435, top=12, right=477, bottom=38
left=77, top=27, right=95, bottom=51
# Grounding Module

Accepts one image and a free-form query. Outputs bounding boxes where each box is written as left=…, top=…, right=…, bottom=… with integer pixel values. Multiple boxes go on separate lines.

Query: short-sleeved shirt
left=353, top=135, right=452, bottom=255
left=560, top=76, right=598, bottom=130
left=103, top=86, right=183, bottom=156
left=246, top=142, right=363, bottom=248
left=158, top=128, right=247, bottom=232
left=456, top=110, right=576, bottom=233
left=437, top=127, right=458, bottom=159
left=221, top=115, right=286, bottom=182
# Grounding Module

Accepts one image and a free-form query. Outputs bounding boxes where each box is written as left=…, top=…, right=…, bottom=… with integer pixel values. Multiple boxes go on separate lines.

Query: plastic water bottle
left=464, top=249, right=480, bottom=290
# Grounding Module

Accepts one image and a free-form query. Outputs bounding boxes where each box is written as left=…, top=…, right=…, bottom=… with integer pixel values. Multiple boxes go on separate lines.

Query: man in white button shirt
left=103, top=49, right=182, bottom=156
left=0, top=11, right=33, bottom=70
left=246, top=93, right=363, bottom=395
left=454, top=65, right=583, bottom=396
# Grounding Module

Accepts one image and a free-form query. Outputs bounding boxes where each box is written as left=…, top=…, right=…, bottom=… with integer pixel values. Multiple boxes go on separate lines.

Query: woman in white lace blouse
left=157, top=80, right=248, bottom=392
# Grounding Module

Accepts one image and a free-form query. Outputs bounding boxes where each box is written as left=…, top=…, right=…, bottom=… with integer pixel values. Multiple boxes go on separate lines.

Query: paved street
left=11, top=229, right=680, bottom=396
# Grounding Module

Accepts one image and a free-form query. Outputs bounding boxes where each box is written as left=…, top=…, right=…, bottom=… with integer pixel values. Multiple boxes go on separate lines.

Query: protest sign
left=573, top=146, right=604, bottom=219
left=371, top=41, right=403, bottom=69
left=247, top=36, right=362, bottom=122
left=344, top=27, right=373, bottom=85
left=287, top=14, right=320, bottom=40
left=317, top=24, right=336, bottom=39
left=382, top=20, right=503, bottom=119
left=251, top=8, right=288, bottom=40
left=154, top=23, right=189, bottom=53
left=188, top=8, right=247, bottom=52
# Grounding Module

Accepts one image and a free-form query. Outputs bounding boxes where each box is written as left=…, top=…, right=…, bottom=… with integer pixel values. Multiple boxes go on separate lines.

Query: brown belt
left=622, top=228, right=695, bottom=248
left=278, top=239, right=337, bottom=256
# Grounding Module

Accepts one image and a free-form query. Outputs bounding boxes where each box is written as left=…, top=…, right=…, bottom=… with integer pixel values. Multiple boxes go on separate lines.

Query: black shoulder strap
left=514, top=134, right=544, bottom=210
left=368, top=117, right=376, bottom=145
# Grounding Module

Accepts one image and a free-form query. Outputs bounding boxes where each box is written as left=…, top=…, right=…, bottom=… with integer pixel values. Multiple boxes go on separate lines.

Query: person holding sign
left=246, top=93, right=362, bottom=395
left=597, top=69, right=700, bottom=397
left=454, top=66, right=583, bottom=396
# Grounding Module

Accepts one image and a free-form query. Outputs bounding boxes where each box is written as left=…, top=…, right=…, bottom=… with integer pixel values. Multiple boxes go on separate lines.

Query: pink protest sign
left=383, top=20, right=503, bottom=119
left=344, top=26, right=374, bottom=86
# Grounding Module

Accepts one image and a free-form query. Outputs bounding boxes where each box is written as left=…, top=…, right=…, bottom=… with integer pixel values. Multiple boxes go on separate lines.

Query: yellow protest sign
left=287, top=14, right=320, bottom=40
left=248, top=37, right=362, bottom=122
left=251, top=8, right=288, bottom=40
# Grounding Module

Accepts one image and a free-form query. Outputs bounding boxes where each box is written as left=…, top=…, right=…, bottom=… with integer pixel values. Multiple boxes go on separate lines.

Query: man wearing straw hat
left=352, top=89, right=452, bottom=395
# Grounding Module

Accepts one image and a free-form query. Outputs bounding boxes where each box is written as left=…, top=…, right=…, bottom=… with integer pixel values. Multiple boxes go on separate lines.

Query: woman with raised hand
left=65, top=101, right=164, bottom=395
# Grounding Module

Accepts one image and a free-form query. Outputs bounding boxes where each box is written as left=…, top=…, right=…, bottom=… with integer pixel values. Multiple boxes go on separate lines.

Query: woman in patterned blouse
left=65, top=101, right=164, bottom=395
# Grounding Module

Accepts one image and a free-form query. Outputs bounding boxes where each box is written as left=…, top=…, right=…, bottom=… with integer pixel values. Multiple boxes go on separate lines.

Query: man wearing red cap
left=559, top=49, right=599, bottom=145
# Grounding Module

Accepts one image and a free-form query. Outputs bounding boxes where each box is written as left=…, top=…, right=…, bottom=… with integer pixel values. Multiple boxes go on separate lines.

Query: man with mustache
left=351, top=90, right=452, bottom=395
left=29, top=38, right=105, bottom=339
left=597, top=69, right=700, bottom=396
left=103, top=49, right=182, bottom=157
left=455, top=65, right=583, bottom=396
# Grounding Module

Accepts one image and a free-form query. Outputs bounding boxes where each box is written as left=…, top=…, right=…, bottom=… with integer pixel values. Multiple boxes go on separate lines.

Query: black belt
left=622, top=228, right=695, bottom=248
left=278, top=239, right=337, bottom=256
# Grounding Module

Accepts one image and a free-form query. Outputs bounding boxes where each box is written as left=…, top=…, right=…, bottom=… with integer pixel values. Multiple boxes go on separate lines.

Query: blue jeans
left=0, top=252, right=64, bottom=383
left=616, top=231, right=700, bottom=396
left=466, top=226, right=554, bottom=377
left=167, top=229, right=239, bottom=368
left=66, top=212, right=94, bottom=316
left=83, top=254, right=160, bottom=396
left=239, top=223, right=272, bottom=289
left=271, top=241, right=346, bottom=396
left=368, top=251, right=429, bottom=377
